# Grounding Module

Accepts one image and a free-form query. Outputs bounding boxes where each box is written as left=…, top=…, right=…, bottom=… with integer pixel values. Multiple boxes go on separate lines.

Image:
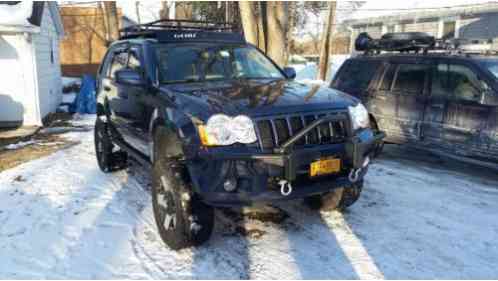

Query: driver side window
left=109, top=50, right=128, bottom=79
left=432, top=63, right=487, bottom=102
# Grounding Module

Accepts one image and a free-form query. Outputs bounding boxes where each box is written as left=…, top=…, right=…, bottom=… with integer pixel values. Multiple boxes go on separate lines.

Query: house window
left=442, top=21, right=456, bottom=39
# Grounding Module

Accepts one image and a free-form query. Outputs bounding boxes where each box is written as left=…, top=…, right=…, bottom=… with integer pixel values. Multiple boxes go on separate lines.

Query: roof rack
left=119, top=19, right=245, bottom=43
left=355, top=32, right=498, bottom=56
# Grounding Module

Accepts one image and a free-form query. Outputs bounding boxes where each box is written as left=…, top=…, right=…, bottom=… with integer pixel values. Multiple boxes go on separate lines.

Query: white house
left=0, top=2, right=64, bottom=128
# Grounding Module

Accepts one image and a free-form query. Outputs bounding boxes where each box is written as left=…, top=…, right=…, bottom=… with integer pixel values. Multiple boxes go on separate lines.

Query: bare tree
left=176, top=2, right=193, bottom=20
left=159, top=1, right=169, bottom=20
left=239, top=2, right=261, bottom=48
left=317, top=1, right=336, bottom=81
left=266, top=1, right=288, bottom=66
left=102, top=2, right=120, bottom=43
left=240, top=2, right=291, bottom=63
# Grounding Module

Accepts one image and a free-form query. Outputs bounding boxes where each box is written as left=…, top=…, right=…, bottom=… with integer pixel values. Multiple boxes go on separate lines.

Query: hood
left=160, top=79, right=359, bottom=119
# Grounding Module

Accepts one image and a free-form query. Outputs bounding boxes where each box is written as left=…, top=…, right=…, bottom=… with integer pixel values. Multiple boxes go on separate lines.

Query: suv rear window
left=334, top=60, right=380, bottom=93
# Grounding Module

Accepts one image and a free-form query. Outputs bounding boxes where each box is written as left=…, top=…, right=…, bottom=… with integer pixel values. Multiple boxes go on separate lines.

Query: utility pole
left=135, top=1, right=141, bottom=24
left=317, top=1, right=336, bottom=81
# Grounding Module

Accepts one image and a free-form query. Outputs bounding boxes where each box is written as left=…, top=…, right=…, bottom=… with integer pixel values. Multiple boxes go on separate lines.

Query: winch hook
left=278, top=180, right=293, bottom=196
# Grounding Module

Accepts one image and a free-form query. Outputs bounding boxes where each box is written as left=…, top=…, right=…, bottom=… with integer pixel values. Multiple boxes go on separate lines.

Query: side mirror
left=115, top=69, right=145, bottom=87
left=283, top=67, right=296, bottom=80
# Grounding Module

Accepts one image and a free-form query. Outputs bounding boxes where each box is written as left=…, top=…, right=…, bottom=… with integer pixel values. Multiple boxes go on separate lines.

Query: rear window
left=334, top=60, right=380, bottom=93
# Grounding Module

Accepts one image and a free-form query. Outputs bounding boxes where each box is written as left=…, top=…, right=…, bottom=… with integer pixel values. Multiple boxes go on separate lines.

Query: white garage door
left=0, top=35, right=27, bottom=126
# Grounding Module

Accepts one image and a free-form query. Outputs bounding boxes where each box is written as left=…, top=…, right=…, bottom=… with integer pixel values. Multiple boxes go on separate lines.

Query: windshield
left=155, top=44, right=285, bottom=84
left=480, top=60, right=498, bottom=80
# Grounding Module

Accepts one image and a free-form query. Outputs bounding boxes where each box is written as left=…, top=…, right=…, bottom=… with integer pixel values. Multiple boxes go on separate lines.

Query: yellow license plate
left=310, top=158, right=341, bottom=177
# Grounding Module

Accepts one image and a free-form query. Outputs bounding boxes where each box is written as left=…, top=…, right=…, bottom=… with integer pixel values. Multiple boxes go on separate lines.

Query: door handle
left=431, top=103, right=444, bottom=109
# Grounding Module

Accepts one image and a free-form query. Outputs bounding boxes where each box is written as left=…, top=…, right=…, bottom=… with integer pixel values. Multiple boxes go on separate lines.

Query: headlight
left=198, top=114, right=257, bottom=146
left=348, top=103, right=370, bottom=130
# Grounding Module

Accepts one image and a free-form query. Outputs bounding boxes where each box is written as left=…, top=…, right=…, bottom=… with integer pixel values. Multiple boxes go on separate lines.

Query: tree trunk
left=239, top=2, right=258, bottom=46
left=265, top=1, right=288, bottom=66
left=103, top=2, right=120, bottom=43
left=317, top=1, right=336, bottom=81
left=176, top=2, right=193, bottom=20
left=159, top=1, right=169, bottom=20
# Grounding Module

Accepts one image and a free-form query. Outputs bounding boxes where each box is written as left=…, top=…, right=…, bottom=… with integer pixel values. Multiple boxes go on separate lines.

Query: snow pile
left=0, top=2, right=33, bottom=26
left=3, top=140, right=35, bottom=150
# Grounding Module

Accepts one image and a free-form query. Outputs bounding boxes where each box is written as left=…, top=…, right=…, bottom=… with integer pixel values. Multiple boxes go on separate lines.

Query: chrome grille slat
left=315, top=114, right=322, bottom=143
left=286, top=117, right=293, bottom=136
left=300, top=116, right=308, bottom=144
left=270, top=119, right=279, bottom=147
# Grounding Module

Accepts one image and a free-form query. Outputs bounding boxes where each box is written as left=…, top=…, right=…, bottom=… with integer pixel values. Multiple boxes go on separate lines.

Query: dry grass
left=0, top=134, right=78, bottom=172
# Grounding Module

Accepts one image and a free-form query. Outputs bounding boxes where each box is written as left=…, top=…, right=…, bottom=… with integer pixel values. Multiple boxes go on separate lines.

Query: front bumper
left=189, top=115, right=385, bottom=206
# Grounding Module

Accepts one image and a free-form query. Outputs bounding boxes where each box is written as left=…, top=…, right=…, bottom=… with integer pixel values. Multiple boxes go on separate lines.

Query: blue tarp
left=70, top=75, right=96, bottom=114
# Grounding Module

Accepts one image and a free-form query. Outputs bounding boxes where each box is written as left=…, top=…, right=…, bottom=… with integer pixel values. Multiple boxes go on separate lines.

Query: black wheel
left=152, top=129, right=214, bottom=250
left=370, top=116, right=384, bottom=158
left=94, top=117, right=127, bottom=173
left=304, top=183, right=363, bottom=212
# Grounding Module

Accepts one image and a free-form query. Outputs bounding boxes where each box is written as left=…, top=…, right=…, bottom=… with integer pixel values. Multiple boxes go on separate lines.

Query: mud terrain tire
left=94, top=117, right=127, bottom=172
left=152, top=129, right=214, bottom=250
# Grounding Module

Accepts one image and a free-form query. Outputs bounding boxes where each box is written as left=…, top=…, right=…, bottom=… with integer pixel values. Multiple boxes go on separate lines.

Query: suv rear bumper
left=189, top=115, right=385, bottom=206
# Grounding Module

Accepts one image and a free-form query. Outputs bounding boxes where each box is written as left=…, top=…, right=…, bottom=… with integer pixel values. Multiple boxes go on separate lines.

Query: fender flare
left=149, top=107, right=184, bottom=163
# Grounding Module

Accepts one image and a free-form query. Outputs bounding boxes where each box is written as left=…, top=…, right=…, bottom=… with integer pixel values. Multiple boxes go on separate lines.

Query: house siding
left=32, top=5, right=62, bottom=119
left=459, top=13, right=498, bottom=39
left=0, top=34, right=39, bottom=126
left=348, top=11, right=498, bottom=52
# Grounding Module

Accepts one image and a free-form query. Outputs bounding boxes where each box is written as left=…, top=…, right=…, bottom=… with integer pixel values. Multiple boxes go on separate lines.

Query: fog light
left=223, top=178, right=237, bottom=192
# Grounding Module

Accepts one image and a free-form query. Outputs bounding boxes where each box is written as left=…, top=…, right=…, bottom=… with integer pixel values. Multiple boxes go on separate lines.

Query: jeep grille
left=254, top=112, right=349, bottom=150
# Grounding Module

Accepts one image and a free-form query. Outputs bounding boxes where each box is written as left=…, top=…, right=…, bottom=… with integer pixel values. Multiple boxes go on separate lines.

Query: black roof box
left=355, top=32, right=436, bottom=53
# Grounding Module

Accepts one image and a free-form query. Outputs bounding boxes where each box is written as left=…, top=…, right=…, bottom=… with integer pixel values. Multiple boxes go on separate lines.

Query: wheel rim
left=157, top=175, right=177, bottom=231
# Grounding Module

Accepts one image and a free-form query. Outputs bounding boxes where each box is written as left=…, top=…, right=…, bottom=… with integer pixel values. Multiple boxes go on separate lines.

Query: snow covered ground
left=1, top=115, right=498, bottom=279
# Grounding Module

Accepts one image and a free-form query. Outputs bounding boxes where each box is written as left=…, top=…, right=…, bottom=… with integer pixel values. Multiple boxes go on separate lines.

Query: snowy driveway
left=0, top=116, right=497, bottom=279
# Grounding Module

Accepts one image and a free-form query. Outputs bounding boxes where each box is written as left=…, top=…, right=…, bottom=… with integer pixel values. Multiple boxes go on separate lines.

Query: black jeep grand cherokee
left=94, top=20, right=384, bottom=249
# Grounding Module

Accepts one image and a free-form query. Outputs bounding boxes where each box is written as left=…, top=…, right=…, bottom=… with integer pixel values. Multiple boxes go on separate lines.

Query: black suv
left=94, top=20, right=384, bottom=249
left=332, top=32, right=498, bottom=169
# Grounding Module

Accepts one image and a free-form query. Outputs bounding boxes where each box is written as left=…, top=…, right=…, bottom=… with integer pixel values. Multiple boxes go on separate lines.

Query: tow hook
left=349, top=156, right=370, bottom=183
left=349, top=168, right=362, bottom=183
left=279, top=180, right=293, bottom=196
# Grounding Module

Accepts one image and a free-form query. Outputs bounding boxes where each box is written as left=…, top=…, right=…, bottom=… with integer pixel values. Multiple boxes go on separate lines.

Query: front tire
left=151, top=129, right=214, bottom=250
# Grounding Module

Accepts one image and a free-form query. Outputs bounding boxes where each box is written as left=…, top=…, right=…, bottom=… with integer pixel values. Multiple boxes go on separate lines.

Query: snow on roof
left=0, top=2, right=33, bottom=26
left=349, top=0, right=498, bottom=22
